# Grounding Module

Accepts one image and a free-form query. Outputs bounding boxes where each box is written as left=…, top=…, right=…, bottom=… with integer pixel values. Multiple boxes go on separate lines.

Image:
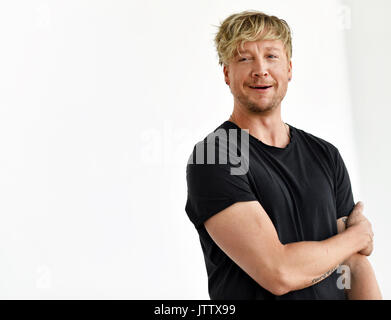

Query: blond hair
left=213, top=10, right=293, bottom=66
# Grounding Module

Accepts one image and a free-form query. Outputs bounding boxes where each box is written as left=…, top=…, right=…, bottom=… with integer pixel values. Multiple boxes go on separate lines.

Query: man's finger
left=355, top=201, right=364, bottom=211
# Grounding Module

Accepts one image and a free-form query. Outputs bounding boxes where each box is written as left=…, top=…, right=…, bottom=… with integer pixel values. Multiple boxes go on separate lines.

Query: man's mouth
left=250, top=86, right=272, bottom=90
left=249, top=85, right=273, bottom=92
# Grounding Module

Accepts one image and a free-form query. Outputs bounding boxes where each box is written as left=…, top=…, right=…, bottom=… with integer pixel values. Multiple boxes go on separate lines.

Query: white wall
left=0, top=0, right=386, bottom=299
left=341, top=0, right=391, bottom=300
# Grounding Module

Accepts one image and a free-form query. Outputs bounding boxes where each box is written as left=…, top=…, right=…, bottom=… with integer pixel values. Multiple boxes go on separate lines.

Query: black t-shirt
left=185, top=120, right=355, bottom=300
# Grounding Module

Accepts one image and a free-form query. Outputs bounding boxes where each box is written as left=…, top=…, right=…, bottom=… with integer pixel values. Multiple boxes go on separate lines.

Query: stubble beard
left=236, top=93, right=277, bottom=114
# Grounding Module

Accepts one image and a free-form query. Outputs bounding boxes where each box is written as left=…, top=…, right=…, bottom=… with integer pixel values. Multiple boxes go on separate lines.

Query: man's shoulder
left=294, top=125, right=339, bottom=153
left=186, top=121, right=250, bottom=177
left=292, top=125, right=343, bottom=173
left=187, top=121, right=246, bottom=163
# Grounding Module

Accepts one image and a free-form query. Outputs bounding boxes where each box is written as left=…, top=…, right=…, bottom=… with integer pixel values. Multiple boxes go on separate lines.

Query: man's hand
left=346, top=202, right=374, bottom=256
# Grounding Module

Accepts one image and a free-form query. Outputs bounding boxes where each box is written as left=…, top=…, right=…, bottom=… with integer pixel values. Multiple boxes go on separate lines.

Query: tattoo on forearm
left=311, top=264, right=340, bottom=285
left=310, top=217, right=349, bottom=286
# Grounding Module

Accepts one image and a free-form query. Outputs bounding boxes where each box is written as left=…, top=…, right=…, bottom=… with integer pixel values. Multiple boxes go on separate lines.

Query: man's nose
left=252, top=60, right=269, bottom=77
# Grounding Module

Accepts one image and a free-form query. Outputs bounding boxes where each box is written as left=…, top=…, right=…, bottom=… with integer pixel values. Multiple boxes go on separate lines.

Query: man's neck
left=229, top=108, right=290, bottom=148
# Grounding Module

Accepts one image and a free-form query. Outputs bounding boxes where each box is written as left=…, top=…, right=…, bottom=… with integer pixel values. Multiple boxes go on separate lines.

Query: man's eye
left=239, top=58, right=248, bottom=62
left=268, top=55, right=277, bottom=59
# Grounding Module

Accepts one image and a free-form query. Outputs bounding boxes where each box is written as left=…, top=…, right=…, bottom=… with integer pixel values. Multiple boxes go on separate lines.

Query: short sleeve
left=185, top=142, right=257, bottom=230
left=333, top=148, right=355, bottom=219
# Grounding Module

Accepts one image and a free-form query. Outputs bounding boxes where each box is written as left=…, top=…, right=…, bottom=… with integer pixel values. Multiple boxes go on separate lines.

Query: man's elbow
left=255, top=266, right=292, bottom=296
left=271, top=269, right=292, bottom=296
left=270, top=282, right=291, bottom=296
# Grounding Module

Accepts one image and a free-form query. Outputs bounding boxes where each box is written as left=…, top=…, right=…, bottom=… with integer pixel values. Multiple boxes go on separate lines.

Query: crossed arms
left=204, top=200, right=381, bottom=298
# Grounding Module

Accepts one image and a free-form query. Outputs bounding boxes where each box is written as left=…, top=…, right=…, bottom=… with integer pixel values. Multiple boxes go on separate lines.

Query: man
left=185, top=10, right=382, bottom=299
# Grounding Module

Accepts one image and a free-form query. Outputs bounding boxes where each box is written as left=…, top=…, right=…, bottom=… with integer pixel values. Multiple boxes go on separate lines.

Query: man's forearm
left=343, top=253, right=382, bottom=299
left=280, top=226, right=366, bottom=293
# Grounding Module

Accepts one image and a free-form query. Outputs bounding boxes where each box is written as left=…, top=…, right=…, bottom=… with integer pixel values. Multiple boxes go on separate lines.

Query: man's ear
left=223, top=64, right=230, bottom=85
left=288, top=60, right=292, bottom=81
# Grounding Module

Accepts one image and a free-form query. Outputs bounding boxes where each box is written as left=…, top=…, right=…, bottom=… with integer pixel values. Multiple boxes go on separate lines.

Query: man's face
left=223, top=39, right=292, bottom=114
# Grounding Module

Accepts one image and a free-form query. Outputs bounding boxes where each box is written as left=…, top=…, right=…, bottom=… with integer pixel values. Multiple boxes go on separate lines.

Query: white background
left=0, top=0, right=389, bottom=299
